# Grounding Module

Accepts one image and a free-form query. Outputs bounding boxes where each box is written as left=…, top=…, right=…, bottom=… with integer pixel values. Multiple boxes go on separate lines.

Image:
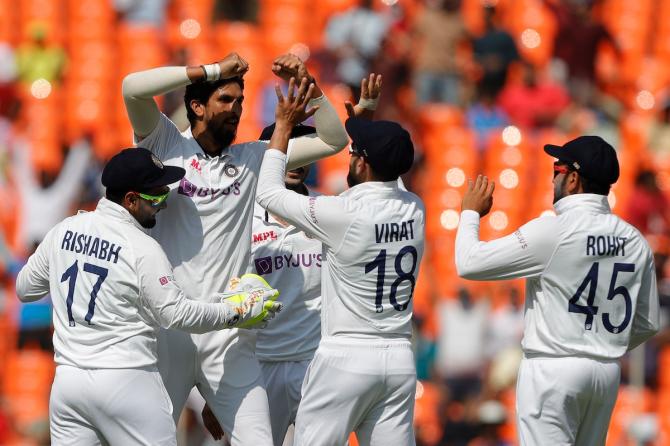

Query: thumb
left=264, top=301, right=283, bottom=313
left=344, top=101, right=355, bottom=118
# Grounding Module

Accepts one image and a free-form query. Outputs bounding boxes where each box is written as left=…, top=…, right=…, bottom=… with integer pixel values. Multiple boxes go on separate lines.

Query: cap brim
left=144, top=166, right=186, bottom=189
left=543, top=144, right=574, bottom=163
left=259, top=123, right=317, bottom=141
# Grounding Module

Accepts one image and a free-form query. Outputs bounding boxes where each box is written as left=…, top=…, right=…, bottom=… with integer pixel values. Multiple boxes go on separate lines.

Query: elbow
left=122, top=72, right=142, bottom=100
left=455, top=257, right=478, bottom=280
left=255, top=187, right=271, bottom=209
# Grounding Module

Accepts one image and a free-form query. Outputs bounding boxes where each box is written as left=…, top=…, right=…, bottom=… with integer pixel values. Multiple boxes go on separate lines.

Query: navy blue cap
left=345, top=118, right=414, bottom=179
left=544, top=135, right=619, bottom=185
left=259, top=123, right=317, bottom=141
left=102, top=148, right=186, bottom=192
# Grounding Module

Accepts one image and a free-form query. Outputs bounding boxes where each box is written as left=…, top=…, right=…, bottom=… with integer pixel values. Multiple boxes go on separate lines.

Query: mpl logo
left=254, top=256, right=273, bottom=275
left=190, top=158, right=202, bottom=174
left=252, top=231, right=278, bottom=244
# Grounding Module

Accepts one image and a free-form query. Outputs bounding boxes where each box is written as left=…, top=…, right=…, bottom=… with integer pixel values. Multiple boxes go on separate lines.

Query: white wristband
left=202, top=63, right=221, bottom=82
left=358, top=97, right=379, bottom=111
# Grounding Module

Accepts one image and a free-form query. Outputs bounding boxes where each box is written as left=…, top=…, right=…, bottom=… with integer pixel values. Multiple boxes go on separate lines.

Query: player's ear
left=190, top=99, right=205, bottom=119
left=123, top=191, right=139, bottom=209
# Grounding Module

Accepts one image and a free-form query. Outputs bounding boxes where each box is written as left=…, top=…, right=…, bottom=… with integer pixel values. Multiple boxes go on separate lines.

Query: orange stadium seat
left=0, top=0, right=18, bottom=43
left=3, top=349, right=54, bottom=430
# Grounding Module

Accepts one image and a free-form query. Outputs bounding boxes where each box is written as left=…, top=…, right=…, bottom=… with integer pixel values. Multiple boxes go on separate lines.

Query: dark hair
left=370, top=167, right=401, bottom=183
left=184, top=77, right=245, bottom=125
left=105, top=188, right=128, bottom=204
left=580, top=175, right=611, bottom=195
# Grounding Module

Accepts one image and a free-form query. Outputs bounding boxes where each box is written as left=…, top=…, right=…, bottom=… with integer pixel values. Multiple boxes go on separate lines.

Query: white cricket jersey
left=136, top=113, right=267, bottom=302
left=257, top=150, right=426, bottom=340
left=250, top=197, right=322, bottom=362
left=456, top=194, right=660, bottom=359
left=15, top=198, right=235, bottom=369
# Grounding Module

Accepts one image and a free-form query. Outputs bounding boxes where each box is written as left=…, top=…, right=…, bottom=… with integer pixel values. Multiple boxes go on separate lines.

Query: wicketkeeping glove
left=218, top=274, right=282, bottom=329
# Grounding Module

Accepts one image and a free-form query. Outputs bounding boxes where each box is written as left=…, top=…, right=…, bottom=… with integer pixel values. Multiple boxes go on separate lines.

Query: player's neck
left=193, top=128, right=225, bottom=157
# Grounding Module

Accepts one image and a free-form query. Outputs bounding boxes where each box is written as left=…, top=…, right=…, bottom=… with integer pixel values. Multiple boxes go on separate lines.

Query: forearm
left=286, top=94, right=349, bottom=169
left=257, top=150, right=347, bottom=246
left=455, top=211, right=552, bottom=280
left=122, top=66, right=203, bottom=137
left=154, top=292, right=236, bottom=333
left=257, top=149, right=293, bottom=215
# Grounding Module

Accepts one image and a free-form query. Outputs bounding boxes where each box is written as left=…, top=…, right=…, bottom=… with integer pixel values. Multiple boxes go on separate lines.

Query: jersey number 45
left=568, top=262, right=634, bottom=334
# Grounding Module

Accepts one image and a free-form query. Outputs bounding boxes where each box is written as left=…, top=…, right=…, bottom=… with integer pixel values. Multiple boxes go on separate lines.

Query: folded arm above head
left=122, top=53, right=250, bottom=138
left=270, top=53, right=349, bottom=169
left=122, top=66, right=193, bottom=138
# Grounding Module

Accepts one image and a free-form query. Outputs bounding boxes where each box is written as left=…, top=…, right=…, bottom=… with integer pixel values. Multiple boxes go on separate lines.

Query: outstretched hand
left=274, top=77, right=318, bottom=128
left=461, top=175, right=495, bottom=217
left=345, top=73, right=383, bottom=119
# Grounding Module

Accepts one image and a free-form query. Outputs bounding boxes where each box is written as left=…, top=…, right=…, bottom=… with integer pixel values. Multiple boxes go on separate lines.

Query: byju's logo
left=253, top=253, right=322, bottom=275
left=178, top=178, right=241, bottom=199
left=254, top=256, right=273, bottom=275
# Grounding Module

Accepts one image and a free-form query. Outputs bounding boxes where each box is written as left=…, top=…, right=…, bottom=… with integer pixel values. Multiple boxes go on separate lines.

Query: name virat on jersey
left=60, top=230, right=122, bottom=264
left=375, top=219, right=416, bottom=244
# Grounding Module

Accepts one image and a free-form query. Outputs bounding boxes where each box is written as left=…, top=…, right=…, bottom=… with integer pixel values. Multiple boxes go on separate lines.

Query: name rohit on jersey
left=375, top=219, right=416, bottom=244
left=60, top=231, right=122, bottom=264
left=586, top=235, right=627, bottom=256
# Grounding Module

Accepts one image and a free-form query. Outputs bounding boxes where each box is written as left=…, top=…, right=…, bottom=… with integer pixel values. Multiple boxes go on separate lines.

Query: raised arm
left=122, top=53, right=249, bottom=138
left=455, top=175, right=559, bottom=280
left=270, top=54, right=350, bottom=169
left=257, top=78, right=352, bottom=248
left=344, top=73, right=382, bottom=121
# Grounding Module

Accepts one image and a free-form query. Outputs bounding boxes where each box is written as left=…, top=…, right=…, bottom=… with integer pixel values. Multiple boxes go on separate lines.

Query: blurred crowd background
left=0, top=0, right=669, bottom=444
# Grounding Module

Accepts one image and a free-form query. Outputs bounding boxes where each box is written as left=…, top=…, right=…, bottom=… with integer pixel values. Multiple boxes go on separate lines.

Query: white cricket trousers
left=294, top=337, right=417, bottom=446
left=157, top=328, right=273, bottom=445
left=516, top=355, right=621, bottom=446
left=260, top=359, right=311, bottom=446
left=49, top=365, right=176, bottom=445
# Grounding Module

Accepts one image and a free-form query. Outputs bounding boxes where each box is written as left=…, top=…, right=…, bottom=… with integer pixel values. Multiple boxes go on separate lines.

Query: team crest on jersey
left=224, top=163, right=239, bottom=177
left=159, top=275, right=174, bottom=286
left=151, top=154, right=164, bottom=169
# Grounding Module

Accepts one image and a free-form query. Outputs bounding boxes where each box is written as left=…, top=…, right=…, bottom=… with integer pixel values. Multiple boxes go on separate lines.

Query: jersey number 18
left=365, top=246, right=418, bottom=313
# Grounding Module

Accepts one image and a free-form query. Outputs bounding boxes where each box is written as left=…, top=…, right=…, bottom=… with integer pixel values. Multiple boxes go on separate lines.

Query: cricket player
left=202, top=73, right=384, bottom=445
left=455, top=136, right=659, bottom=445
left=15, top=148, right=281, bottom=445
left=257, top=79, right=425, bottom=445
left=122, top=53, right=349, bottom=444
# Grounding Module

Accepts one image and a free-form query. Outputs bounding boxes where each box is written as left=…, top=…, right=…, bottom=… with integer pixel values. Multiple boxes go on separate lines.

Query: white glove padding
left=219, top=274, right=282, bottom=329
